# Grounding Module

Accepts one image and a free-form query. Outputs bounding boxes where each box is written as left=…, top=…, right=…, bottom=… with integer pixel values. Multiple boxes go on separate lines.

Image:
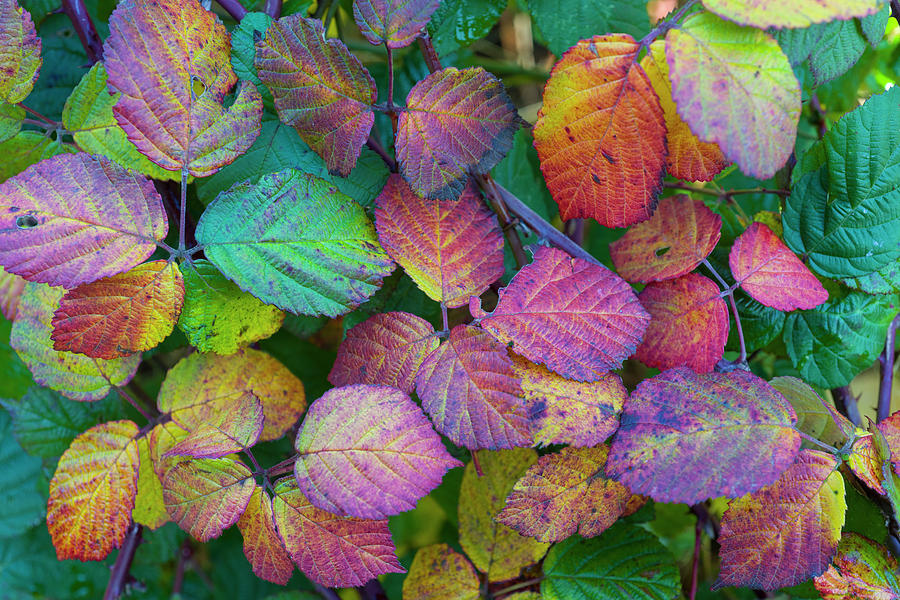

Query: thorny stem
left=702, top=259, right=747, bottom=364
left=62, top=0, right=104, bottom=64
left=663, top=182, right=789, bottom=198
left=179, top=169, right=188, bottom=253
left=263, top=0, right=282, bottom=19
left=365, top=135, right=397, bottom=171
left=213, top=0, right=247, bottom=21
left=832, top=386, right=862, bottom=427
left=418, top=33, right=443, bottom=72
left=879, top=315, right=900, bottom=423
left=493, top=577, right=544, bottom=598
left=103, top=523, right=142, bottom=600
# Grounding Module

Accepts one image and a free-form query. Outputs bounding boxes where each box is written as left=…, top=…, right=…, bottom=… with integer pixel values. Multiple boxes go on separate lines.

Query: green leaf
left=196, top=169, right=395, bottom=317
left=845, top=258, right=900, bottom=294
left=776, top=15, right=880, bottom=86
left=230, top=11, right=275, bottom=110
left=0, top=131, right=76, bottom=183
left=0, top=318, right=32, bottom=400
left=541, top=522, right=681, bottom=600
left=0, top=102, right=23, bottom=143
left=427, top=0, right=507, bottom=56
left=491, top=128, right=555, bottom=221
left=784, top=87, right=900, bottom=279
left=783, top=290, right=900, bottom=388
left=524, top=0, right=649, bottom=57
left=0, top=409, right=44, bottom=538
left=727, top=291, right=786, bottom=353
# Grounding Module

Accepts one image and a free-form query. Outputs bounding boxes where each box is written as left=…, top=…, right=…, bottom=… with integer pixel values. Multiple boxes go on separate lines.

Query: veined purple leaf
left=293, top=384, right=462, bottom=519
left=352, top=0, right=440, bottom=48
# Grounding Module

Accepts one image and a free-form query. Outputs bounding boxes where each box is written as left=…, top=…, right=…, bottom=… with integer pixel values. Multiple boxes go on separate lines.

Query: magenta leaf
left=353, top=0, right=440, bottom=48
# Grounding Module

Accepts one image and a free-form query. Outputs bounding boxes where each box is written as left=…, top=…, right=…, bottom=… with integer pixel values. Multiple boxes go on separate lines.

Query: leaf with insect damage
left=353, top=0, right=440, bottom=48
left=237, top=485, right=295, bottom=585
left=814, top=533, right=900, bottom=600
left=0, top=0, right=41, bottom=104
left=402, top=544, right=479, bottom=600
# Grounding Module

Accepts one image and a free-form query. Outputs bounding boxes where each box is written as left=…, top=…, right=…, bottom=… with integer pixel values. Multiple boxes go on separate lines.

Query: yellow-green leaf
left=402, top=544, right=479, bottom=600
left=132, top=435, right=169, bottom=530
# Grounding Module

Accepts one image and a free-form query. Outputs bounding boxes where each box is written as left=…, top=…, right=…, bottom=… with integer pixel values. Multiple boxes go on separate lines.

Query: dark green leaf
left=728, top=292, right=786, bottom=353
left=524, top=0, right=650, bottom=56
left=0, top=410, right=44, bottom=538
left=427, top=0, right=507, bottom=56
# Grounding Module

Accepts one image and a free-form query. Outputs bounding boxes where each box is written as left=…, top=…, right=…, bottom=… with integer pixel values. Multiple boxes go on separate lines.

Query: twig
left=689, top=507, right=703, bottom=600
left=478, top=175, right=528, bottom=269
left=493, top=577, right=544, bottom=598
left=879, top=315, right=900, bottom=423
left=62, top=0, right=104, bottom=64
left=263, top=0, right=282, bottom=18
left=103, top=523, right=142, bottom=600
left=832, top=386, right=862, bottom=427
left=418, top=33, right=443, bottom=72
left=214, top=0, right=247, bottom=21
left=702, top=259, right=746, bottom=364
left=365, top=135, right=397, bottom=171
left=314, top=583, right=342, bottom=600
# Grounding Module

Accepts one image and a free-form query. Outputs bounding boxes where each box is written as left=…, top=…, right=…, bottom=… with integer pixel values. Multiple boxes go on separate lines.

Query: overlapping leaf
left=607, top=367, right=801, bottom=504
left=329, top=311, right=438, bottom=394
left=353, top=0, right=440, bottom=48
left=157, top=348, right=306, bottom=441
left=665, top=12, right=800, bottom=179
left=497, top=446, right=638, bottom=543
left=47, top=420, right=140, bottom=560
left=196, top=169, right=394, bottom=317
left=459, top=449, right=549, bottom=581
left=402, top=544, right=479, bottom=600
left=877, top=412, right=900, bottom=478
left=0, top=265, right=25, bottom=320
left=848, top=434, right=884, bottom=495
left=132, top=436, right=168, bottom=530
left=11, top=282, right=140, bottom=401
left=166, top=392, right=264, bottom=458
left=374, top=174, right=504, bottom=307
left=641, top=41, right=727, bottom=181
left=702, top=0, right=883, bottom=28
left=50, top=260, right=184, bottom=359
left=236, top=485, right=295, bottom=585
left=477, top=246, right=649, bottom=381
left=0, top=152, right=167, bottom=288
left=104, top=0, right=263, bottom=176
left=396, top=66, right=520, bottom=199
left=814, top=533, right=900, bottom=600
left=715, top=449, right=846, bottom=590
left=533, top=34, right=666, bottom=227
left=523, top=0, right=650, bottom=57
left=415, top=325, right=531, bottom=449
left=634, top=273, right=729, bottom=373
left=0, top=102, right=22, bottom=143
left=293, top=384, right=461, bottom=519
left=0, top=132, right=76, bottom=183
left=271, top=477, right=404, bottom=587
left=511, top=355, right=626, bottom=447
left=0, top=0, right=41, bottom=104
left=770, top=376, right=853, bottom=448
left=730, top=222, right=828, bottom=311
left=255, top=14, right=375, bottom=176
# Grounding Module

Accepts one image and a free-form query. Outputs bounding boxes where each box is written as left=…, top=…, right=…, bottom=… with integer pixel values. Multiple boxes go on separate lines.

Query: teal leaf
left=845, top=258, right=900, bottom=294
left=0, top=409, right=44, bottom=538
left=524, top=0, right=650, bottom=57
left=230, top=12, right=275, bottom=110
left=196, top=169, right=395, bottom=317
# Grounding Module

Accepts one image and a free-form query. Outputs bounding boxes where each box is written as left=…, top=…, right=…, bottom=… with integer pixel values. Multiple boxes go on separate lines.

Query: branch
left=263, top=0, right=282, bottom=18
left=214, top=0, right=247, bottom=21
left=417, top=33, right=443, bottom=73
left=365, top=135, right=397, bottom=171
left=832, top=386, right=862, bottom=427
left=62, top=0, right=104, bottom=64
left=879, top=314, right=900, bottom=423
left=103, top=523, right=143, bottom=600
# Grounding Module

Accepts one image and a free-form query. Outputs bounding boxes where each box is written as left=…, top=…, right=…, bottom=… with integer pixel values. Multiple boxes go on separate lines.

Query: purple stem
left=214, top=0, right=248, bottom=21
left=689, top=511, right=702, bottom=600
left=314, top=583, right=342, bottom=600
left=103, top=523, right=143, bottom=600
left=878, top=315, right=900, bottom=423
left=365, top=135, right=397, bottom=172
left=639, top=0, right=698, bottom=50
left=62, top=0, right=104, bottom=64
left=832, top=386, right=862, bottom=427
left=358, top=579, right=389, bottom=600
left=417, top=33, right=443, bottom=72
left=264, top=0, right=282, bottom=18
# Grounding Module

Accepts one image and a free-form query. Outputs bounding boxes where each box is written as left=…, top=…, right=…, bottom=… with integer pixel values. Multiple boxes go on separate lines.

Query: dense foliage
left=1, top=0, right=900, bottom=599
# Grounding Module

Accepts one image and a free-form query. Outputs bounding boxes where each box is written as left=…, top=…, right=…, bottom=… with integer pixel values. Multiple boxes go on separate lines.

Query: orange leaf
left=237, top=485, right=295, bottom=585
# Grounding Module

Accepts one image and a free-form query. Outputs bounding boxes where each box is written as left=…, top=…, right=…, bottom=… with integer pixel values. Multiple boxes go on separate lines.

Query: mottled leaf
left=0, top=152, right=166, bottom=288
left=353, top=0, right=440, bottom=48
left=534, top=34, right=666, bottom=227
left=329, top=311, right=438, bottom=394
left=375, top=174, right=504, bottom=307
left=459, top=448, right=549, bottom=581
left=541, top=521, right=681, bottom=600
left=178, top=259, right=284, bottom=355
left=132, top=436, right=168, bottom=530
left=166, top=392, right=264, bottom=458
left=415, top=325, right=530, bottom=449
left=237, top=485, right=295, bottom=585
left=294, top=384, right=461, bottom=519
left=11, top=282, right=140, bottom=401
left=607, top=367, right=801, bottom=504
left=848, top=433, right=884, bottom=495
left=255, top=14, right=375, bottom=176
left=478, top=246, right=650, bottom=381
left=770, top=376, right=853, bottom=448
left=634, top=273, right=729, bottom=373
left=104, top=0, right=263, bottom=176
left=51, top=260, right=185, bottom=359
left=271, top=477, right=404, bottom=587
left=0, top=265, right=25, bottom=320
left=510, top=354, right=625, bottom=447
left=715, top=450, right=845, bottom=590
left=0, top=0, right=41, bottom=104
left=666, top=12, right=800, bottom=179
left=730, top=222, right=828, bottom=311
left=162, top=456, right=255, bottom=542
left=157, top=348, right=306, bottom=442
left=47, top=420, right=140, bottom=560
left=702, top=0, right=883, bottom=28
left=814, top=533, right=900, bottom=600
left=196, top=169, right=394, bottom=317
left=497, top=446, right=637, bottom=543
left=402, top=544, right=479, bottom=600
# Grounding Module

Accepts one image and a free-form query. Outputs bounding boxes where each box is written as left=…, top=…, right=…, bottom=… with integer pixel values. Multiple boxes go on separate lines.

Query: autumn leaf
left=415, top=325, right=531, bottom=450
left=293, top=384, right=462, bottom=519
left=237, top=485, right=295, bottom=585
left=166, top=392, right=264, bottom=459
left=878, top=411, right=900, bottom=478
left=497, top=446, right=639, bottom=543
left=665, top=12, right=800, bottom=179
left=715, top=449, right=846, bottom=590
left=329, top=311, right=439, bottom=394
left=196, top=169, right=394, bottom=317
left=132, top=436, right=168, bottom=530
left=47, top=420, right=140, bottom=560
left=847, top=432, right=884, bottom=495
left=353, top=0, right=440, bottom=48
left=0, top=0, right=41, bottom=104
left=402, top=544, right=479, bottom=600
left=477, top=245, right=649, bottom=381
left=0, top=152, right=167, bottom=288
left=533, top=34, right=666, bottom=227
left=104, top=0, right=263, bottom=176
left=271, top=477, right=404, bottom=587
left=701, top=0, right=883, bottom=28
left=0, top=265, right=25, bottom=320
left=607, top=367, right=801, bottom=504
left=255, top=14, right=375, bottom=176
left=770, top=376, right=853, bottom=448
left=634, top=273, right=729, bottom=373
left=730, top=222, right=828, bottom=311
left=609, top=195, right=722, bottom=284
left=459, top=449, right=549, bottom=581
left=814, top=533, right=900, bottom=600
left=374, top=174, right=504, bottom=307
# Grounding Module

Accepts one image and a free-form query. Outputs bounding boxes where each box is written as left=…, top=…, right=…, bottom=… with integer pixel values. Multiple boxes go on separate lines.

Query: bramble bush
left=1, top=0, right=900, bottom=598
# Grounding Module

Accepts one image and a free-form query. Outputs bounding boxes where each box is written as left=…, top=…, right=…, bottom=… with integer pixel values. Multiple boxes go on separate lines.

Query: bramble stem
left=879, top=315, right=900, bottom=423
left=386, top=45, right=398, bottom=137
left=832, top=386, right=862, bottom=427
left=114, top=386, right=151, bottom=421
left=638, top=0, right=698, bottom=49
left=689, top=510, right=702, bottom=600
left=17, top=103, right=58, bottom=126
left=494, top=577, right=544, bottom=598
left=267, top=456, right=297, bottom=477
left=179, top=169, right=188, bottom=253
left=214, top=0, right=247, bottom=21
left=441, top=302, right=449, bottom=331
left=663, top=182, right=789, bottom=198
left=418, top=33, right=443, bottom=72
left=244, top=447, right=263, bottom=474
left=62, top=0, right=104, bottom=64
left=103, top=523, right=142, bottom=600
left=702, top=259, right=746, bottom=364
left=263, top=0, right=282, bottom=18
left=797, top=431, right=842, bottom=454
left=365, top=135, right=397, bottom=171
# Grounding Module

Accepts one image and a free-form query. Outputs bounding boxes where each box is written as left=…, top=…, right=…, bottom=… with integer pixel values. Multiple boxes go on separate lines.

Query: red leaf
left=352, top=0, right=440, bottom=48
left=609, top=195, right=722, bottom=283
left=533, top=34, right=666, bottom=227
left=634, top=273, right=729, bottom=373
left=478, top=246, right=649, bottom=381
left=415, top=325, right=531, bottom=450
left=877, top=412, right=900, bottom=478
left=374, top=175, right=504, bottom=307
left=730, top=222, right=828, bottom=311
